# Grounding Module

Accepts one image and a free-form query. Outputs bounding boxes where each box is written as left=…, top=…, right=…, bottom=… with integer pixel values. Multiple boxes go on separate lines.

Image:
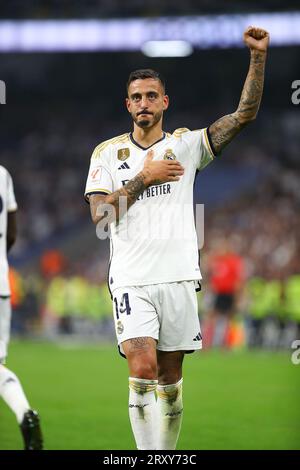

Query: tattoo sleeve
left=90, top=171, right=147, bottom=224
left=209, top=49, right=267, bottom=155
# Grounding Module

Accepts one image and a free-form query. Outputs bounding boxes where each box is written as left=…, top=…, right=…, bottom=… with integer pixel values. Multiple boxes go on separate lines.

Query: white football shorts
left=0, top=297, right=11, bottom=364
left=112, top=281, right=202, bottom=356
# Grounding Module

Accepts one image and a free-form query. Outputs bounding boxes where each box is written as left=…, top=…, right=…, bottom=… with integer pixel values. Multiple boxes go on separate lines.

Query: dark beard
left=137, top=119, right=151, bottom=128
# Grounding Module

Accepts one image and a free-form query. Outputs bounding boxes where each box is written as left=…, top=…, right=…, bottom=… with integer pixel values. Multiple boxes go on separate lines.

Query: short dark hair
left=126, top=69, right=166, bottom=94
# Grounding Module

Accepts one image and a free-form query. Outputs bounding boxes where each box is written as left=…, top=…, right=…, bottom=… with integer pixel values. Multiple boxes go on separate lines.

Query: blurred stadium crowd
left=1, top=2, right=299, bottom=351
left=2, top=107, right=299, bottom=265
left=2, top=105, right=299, bottom=351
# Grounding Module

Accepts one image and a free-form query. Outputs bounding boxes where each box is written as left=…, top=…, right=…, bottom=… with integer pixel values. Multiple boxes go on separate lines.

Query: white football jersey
left=85, top=128, right=215, bottom=293
left=0, top=166, right=17, bottom=296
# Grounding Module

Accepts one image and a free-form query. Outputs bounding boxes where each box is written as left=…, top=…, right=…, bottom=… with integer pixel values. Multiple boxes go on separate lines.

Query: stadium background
left=0, top=0, right=299, bottom=450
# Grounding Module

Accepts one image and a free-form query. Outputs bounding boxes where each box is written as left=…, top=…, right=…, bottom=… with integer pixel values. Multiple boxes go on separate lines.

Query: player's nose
left=140, top=96, right=149, bottom=108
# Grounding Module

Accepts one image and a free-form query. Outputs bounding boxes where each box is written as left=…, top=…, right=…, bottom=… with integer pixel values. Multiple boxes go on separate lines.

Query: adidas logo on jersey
left=118, top=162, right=130, bottom=170
left=193, top=332, right=202, bottom=341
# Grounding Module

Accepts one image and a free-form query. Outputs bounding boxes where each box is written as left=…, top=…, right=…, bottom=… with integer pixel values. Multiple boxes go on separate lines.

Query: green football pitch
left=0, top=341, right=299, bottom=450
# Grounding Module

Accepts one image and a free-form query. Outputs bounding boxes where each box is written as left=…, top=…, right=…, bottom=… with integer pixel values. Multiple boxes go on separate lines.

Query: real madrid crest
left=163, top=149, right=176, bottom=160
left=118, top=148, right=130, bottom=161
left=117, top=320, right=124, bottom=335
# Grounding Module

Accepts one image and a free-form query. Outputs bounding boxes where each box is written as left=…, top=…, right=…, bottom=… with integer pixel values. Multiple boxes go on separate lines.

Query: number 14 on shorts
left=114, top=293, right=131, bottom=319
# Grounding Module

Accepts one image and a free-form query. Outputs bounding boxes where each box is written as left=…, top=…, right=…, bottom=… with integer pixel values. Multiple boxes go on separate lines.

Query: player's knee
left=130, top=359, right=157, bottom=380
left=158, top=368, right=182, bottom=385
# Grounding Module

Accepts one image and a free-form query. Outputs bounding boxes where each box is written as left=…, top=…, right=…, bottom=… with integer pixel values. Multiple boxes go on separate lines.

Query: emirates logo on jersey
left=118, top=148, right=130, bottom=161
left=163, top=149, right=176, bottom=160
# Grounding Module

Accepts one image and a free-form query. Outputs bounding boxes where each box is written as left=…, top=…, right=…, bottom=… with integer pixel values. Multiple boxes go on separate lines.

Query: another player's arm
left=89, top=150, right=184, bottom=225
left=208, top=26, right=269, bottom=155
left=7, top=211, right=17, bottom=252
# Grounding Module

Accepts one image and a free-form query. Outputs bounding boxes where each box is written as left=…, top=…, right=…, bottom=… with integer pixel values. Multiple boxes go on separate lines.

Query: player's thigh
left=0, top=297, right=11, bottom=363
left=122, top=336, right=158, bottom=379
left=157, top=281, right=202, bottom=352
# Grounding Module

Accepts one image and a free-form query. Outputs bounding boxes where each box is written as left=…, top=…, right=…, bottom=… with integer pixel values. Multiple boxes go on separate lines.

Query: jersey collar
left=129, top=132, right=166, bottom=151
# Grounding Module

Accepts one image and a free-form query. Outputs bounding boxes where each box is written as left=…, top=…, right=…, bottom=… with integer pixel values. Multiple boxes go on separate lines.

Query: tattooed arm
left=89, top=173, right=147, bottom=225
left=89, top=149, right=184, bottom=224
left=208, top=26, right=270, bottom=155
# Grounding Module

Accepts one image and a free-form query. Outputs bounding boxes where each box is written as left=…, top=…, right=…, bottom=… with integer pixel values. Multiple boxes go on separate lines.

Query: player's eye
left=132, top=95, right=141, bottom=102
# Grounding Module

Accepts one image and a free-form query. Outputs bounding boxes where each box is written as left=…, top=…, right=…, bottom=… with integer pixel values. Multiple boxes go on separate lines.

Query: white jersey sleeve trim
left=84, top=188, right=112, bottom=202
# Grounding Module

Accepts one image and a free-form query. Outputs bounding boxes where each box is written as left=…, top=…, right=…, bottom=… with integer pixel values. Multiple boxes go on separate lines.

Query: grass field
left=0, top=340, right=299, bottom=450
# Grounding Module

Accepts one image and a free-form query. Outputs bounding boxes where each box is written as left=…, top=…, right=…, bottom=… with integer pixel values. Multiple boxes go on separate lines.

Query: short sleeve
left=7, top=171, right=18, bottom=212
left=179, top=128, right=216, bottom=171
left=84, top=146, right=113, bottom=202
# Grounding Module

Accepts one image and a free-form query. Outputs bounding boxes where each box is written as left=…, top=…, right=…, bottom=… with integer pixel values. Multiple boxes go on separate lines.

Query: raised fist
left=244, top=26, right=270, bottom=52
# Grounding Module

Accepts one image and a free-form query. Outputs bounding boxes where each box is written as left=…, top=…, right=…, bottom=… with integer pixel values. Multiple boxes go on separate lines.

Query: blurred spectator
left=202, top=238, right=244, bottom=348
left=40, top=250, right=67, bottom=278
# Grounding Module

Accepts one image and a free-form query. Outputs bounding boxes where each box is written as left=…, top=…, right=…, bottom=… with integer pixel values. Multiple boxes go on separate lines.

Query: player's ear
left=125, top=97, right=131, bottom=113
left=163, top=95, right=169, bottom=111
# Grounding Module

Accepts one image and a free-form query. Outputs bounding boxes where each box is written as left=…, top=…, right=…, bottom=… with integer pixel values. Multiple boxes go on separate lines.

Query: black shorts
left=214, top=293, right=234, bottom=313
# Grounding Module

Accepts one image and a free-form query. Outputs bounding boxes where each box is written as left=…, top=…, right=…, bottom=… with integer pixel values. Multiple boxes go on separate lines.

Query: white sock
left=156, top=378, right=183, bottom=450
left=0, top=365, right=30, bottom=423
left=128, top=377, right=158, bottom=450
